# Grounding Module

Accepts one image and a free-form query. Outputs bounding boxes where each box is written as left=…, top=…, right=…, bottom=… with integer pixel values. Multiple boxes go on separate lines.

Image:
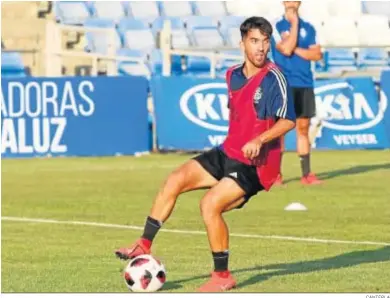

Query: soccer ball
left=123, top=254, right=166, bottom=292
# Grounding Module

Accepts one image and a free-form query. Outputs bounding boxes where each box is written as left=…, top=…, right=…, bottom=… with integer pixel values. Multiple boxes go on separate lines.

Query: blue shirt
left=230, top=64, right=296, bottom=122
left=271, top=17, right=317, bottom=88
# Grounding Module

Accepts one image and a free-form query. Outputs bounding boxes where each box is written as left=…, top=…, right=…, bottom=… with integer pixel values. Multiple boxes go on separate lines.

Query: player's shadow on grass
left=284, top=163, right=390, bottom=183
left=163, top=281, right=183, bottom=291
left=236, top=246, right=390, bottom=289
left=169, top=246, right=390, bottom=289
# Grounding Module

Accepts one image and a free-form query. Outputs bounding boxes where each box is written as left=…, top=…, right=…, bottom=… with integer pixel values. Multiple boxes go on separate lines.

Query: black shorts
left=292, top=87, right=316, bottom=119
left=193, top=147, right=264, bottom=208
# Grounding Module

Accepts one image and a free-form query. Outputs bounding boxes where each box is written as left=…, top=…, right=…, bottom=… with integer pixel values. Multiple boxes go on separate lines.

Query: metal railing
left=45, top=21, right=148, bottom=76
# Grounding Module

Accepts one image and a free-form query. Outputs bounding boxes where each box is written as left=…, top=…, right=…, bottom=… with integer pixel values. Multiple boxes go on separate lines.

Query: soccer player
left=271, top=1, right=323, bottom=185
left=115, top=17, right=296, bottom=292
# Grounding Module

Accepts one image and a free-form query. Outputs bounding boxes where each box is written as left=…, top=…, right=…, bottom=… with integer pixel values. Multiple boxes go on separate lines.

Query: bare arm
left=242, top=119, right=295, bottom=160
left=256, top=118, right=295, bottom=144
left=294, top=45, right=323, bottom=61
left=276, top=23, right=299, bottom=56
left=275, top=9, right=299, bottom=56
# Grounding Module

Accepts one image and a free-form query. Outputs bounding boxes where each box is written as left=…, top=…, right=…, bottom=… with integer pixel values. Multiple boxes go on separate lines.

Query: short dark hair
left=240, top=17, right=273, bottom=40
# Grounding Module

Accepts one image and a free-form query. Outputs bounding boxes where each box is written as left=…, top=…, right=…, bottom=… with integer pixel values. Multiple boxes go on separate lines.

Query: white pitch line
left=2, top=216, right=390, bottom=247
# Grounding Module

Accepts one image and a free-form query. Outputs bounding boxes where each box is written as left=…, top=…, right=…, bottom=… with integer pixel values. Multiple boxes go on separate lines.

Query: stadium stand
left=299, top=1, right=330, bottom=23
left=127, top=1, right=160, bottom=19
left=90, top=1, right=127, bottom=23
left=118, top=18, right=156, bottom=51
left=219, top=16, right=245, bottom=47
left=357, top=15, right=390, bottom=68
left=2, top=1, right=390, bottom=78
left=321, top=17, right=360, bottom=72
left=54, top=1, right=90, bottom=25
left=194, top=1, right=227, bottom=17
left=159, top=1, right=193, bottom=17
left=116, top=48, right=152, bottom=78
left=84, top=18, right=122, bottom=54
left=327, top=0, right=362, bottom=18
left=362, top=1, right=390, bottom=18
left=190, top=25, right=225, bottom=49
left=1, top=2, right=53, bottom=76
left=152, top=17, right=190, bottom=49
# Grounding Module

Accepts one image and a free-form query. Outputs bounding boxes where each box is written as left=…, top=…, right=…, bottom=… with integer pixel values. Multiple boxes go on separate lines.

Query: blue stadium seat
left=116, top=48, right=151, bottom=78
left=171, top=30, right=192, bottom=49
left=118, top=18, right=156, bottom=51
left=224, top=32, right=240, bottom=47
left=127, top=1, right=160, bottom=19
left=152, top=16, right=185, bottom=32
left=55, top=1, right=90, bottom=25
left=1, top=52, right=26, bottom=77
left=194, top=1, right=227, bottom=17
left=358, top=48, right=390, bottom=67
left=149, top=49, right=163, bottom=75
left=159, top=1, right=193, bottom=17
left=84, top=18, right=122, bottom=54
left=148, top=49, right=184, bottom=75
left=217, top=50, right=242, bottom=72
left=216, top=50, right=242, bottom=78
left=184, top=16, right=219, bottom=30
left=219, top=15, right=245, bottom=29
left=117, top=48, right=146, bottom=59
left=151, top=49, right=183, bottom=75
left=185, top=17, right=223, bottom=49
left=219, top=16, right=244, bottom=47
left=90, top=1, right=126, bottom=22
left=326, top=49, right=358, bottom=71
left=117, top=49, right=152, bottom=79
left=152, top=17, right=191, bottom=49
left=118, top=18, right=151, bottom=31
left=191, top=27, right=225, bottom=49
left=362, top=1, right=390, bottom=18
left=117, top=48, right=181, bottom=76
left=118, top=63, right=152, bottom=78
left=186, top=56, right=211, bottom=77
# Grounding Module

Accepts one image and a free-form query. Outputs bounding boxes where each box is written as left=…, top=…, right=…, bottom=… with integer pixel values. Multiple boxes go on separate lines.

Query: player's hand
left=242, top=139, right=262, bottom=160
left=285, top=8, right=298, bottom=25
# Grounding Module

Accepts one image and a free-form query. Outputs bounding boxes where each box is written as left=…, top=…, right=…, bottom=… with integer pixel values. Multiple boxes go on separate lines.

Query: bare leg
left=197, top=178, right=247, bottom=292
left=150, top=160, right=218, bottom=223
left=199, top=178, right=246, bottom=253
left=115, top=160, right=218, bottom=259
left=296, top=118, right=311, bottom=156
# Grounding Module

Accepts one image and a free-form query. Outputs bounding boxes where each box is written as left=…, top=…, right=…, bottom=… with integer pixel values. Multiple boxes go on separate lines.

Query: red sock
left=215, top=270, right=230, bottom=278
left=140, top=238, right=152, bottom=250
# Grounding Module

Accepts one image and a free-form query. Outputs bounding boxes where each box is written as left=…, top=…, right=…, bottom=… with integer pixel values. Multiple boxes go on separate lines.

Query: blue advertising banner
left=151, top=76, right=228, bottom=150
left=380, top=70, right=390, bottom=144
left=152, top=76, right=390, bottom=151
left=310, top=77, right=389, bottom=150
left=1, top=76, right=149, bottom=158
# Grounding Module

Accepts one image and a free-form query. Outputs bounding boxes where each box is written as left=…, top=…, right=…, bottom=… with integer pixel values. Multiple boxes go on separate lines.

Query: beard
left=247, top=53, right=267, bottom=68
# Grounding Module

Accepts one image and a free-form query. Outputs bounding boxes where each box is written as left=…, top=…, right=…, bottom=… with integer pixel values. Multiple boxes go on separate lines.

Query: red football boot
left=115, top=238, right=151, bottom=260
left=301, top=173, right=323, bottom=185
left=198, top=271, right=237, bottom=292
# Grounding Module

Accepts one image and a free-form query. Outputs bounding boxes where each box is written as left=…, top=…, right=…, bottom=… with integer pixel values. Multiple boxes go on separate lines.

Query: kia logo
left=315, top=83, right=387, bottom=131
left=180, top=83, right=229, bottom=132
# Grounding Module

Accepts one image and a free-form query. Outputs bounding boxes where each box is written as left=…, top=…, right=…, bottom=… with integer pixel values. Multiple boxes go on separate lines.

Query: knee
left=160, top=169, right=186, bottom=196
left=200, top=195, right=220, bottom=223
left=296, top=121, right=310, bottom=136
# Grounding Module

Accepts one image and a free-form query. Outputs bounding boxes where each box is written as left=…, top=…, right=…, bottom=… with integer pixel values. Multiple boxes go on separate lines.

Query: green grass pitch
left=2, top=151, right=390, bottom=292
